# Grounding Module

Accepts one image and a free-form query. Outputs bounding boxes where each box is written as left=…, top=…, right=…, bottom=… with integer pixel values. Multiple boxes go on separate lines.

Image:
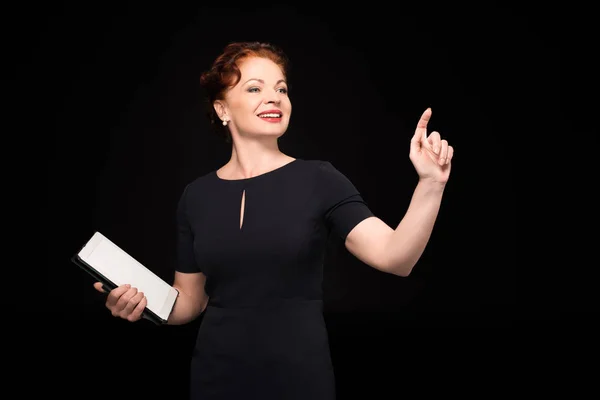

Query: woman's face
left=217, top=56, right=292, bottom=139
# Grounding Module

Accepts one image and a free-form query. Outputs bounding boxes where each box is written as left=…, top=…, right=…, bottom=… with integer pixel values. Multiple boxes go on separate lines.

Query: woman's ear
left=213, top=101, right=227, bottom=122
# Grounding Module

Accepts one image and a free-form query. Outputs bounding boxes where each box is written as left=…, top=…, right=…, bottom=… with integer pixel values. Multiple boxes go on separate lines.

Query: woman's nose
left=264, top=89, right=281, bottom=104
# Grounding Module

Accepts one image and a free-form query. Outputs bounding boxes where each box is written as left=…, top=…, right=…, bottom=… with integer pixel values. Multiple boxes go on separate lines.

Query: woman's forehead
left=238, top=57, right=285, bottom=81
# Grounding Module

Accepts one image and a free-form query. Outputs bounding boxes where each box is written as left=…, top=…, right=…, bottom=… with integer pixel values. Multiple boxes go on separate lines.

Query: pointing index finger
left=415, top=108, right=432, bottom=139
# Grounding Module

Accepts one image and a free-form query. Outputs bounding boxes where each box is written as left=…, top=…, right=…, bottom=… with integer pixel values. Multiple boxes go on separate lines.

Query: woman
left=93, top=41, right=453, bottom=399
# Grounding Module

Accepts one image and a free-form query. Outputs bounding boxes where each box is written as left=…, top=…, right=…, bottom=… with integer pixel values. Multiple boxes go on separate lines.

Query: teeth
left=258, top=113, right=281, bottom=118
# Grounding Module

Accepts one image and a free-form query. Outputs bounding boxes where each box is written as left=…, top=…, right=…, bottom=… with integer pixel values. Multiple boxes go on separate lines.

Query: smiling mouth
left=257, top=112, right=282, bottom=118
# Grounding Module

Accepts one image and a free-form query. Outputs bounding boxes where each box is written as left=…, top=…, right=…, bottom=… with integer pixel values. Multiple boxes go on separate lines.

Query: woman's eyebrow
left=243, top=78, right=287, bottom=85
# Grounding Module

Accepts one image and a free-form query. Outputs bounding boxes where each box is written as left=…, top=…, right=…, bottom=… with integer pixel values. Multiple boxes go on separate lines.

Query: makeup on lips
left=257, top=109, right=282, bottom=123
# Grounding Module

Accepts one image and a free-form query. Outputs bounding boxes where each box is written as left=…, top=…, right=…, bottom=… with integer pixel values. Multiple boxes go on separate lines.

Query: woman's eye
left=247, top=87, right=287, bottom=94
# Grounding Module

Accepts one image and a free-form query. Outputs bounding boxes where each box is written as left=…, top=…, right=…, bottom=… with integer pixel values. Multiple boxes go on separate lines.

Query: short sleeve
left=175, top=183, right=201, bottom=273
left=317, top=161, right=374, bottom=240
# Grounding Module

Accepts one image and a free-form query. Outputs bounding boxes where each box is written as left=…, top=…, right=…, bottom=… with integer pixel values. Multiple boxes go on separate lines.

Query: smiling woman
left=91, top=41, right=455, bottom=400
left=199, top=41, right=292, bottom=144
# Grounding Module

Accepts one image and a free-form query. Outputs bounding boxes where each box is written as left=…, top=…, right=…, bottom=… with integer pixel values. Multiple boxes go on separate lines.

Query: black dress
left=176, top=159, right=374, bottom=400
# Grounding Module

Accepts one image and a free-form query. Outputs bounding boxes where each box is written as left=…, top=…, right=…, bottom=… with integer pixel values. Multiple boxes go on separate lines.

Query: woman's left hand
left=409, top=108, right=454, bottom=185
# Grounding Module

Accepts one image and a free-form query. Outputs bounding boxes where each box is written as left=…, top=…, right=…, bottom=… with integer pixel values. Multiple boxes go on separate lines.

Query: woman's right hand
left=93, top=282, right=147, bottom=322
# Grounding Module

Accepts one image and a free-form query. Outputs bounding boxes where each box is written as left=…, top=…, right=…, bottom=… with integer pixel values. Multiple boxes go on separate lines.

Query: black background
left=8, top=1, right=592, bottom=398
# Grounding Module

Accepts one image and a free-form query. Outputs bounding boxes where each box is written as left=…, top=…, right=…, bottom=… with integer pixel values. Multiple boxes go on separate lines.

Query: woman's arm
left=167, top=271, right=210, bottom=325
left=345, top=108, right=453, bottom=277
left=345, top=180, right=444, bottom=277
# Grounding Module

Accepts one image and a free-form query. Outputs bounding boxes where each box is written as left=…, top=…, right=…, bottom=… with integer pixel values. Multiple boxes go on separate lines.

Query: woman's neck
left=220, top=139, right=294, bottom=180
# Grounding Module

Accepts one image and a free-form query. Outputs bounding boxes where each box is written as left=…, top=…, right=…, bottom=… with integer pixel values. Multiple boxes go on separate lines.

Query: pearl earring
left=222, top=119, right=228, bottom=126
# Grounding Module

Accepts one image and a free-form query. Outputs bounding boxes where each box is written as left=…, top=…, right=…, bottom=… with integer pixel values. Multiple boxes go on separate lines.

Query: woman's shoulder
left=301, top=158, right=344, bottom=175
left=180, top=169, right=218, bottom=195
left=298, top=158, right=332, bottom=170
left=291, top=159, right=353, bottom=184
